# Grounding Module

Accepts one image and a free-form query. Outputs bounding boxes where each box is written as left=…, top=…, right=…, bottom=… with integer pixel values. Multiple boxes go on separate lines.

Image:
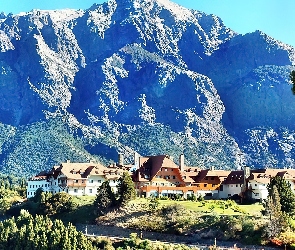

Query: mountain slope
left=0, top=0, right=294, bottom=176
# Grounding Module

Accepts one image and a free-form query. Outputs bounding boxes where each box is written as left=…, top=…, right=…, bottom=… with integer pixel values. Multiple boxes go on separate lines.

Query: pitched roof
left=52, top=162, right=122, bottom=180
left=137, top=155, right=179, bottom=181
left=193, top=169, right=231, bottom=182
left=222, top=170, right=244, bottom=184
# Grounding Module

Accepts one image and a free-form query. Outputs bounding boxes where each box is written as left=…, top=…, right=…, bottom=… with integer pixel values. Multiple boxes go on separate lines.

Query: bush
left=197, top=195, right=204, bottom=202
left=187, top=194, right=197, bottom=201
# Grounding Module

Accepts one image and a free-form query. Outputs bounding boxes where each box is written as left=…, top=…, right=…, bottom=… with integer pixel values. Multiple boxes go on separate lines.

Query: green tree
left=32, top=187, right=44, bottom=203
left=44, top=192, right=75, bottom=216
left=290, top=70, right=295, bottom=94
left=267, top=176, right=295, bottom=215
left=117, top=171, right=136, bottom=206
left=265, top=185, right=287, bottom=238
left=0, top=210, right=96, bottom=249
left=94, top=181, right=116, bottom=215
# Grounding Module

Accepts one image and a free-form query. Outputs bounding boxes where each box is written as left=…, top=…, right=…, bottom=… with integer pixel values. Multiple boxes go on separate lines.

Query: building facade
left=27, top=154, right=295, bottom=201
left=27, top=161, right=124, bottom=198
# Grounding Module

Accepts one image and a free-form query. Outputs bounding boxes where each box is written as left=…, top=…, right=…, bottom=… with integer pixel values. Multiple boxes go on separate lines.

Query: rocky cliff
left=0, top=0, right=294, bottom=176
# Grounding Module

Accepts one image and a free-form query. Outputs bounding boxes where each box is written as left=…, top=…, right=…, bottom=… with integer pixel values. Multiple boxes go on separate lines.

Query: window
left=212, top=184, right=216, bottom=187
left=255, top=184, right=257, bottom=187
left=164, top=168, right=168, bottom=171
left=172, top=176, right=176, bottom=179
left=171, top=169, right=174, bottom=171
left=89, top=179, right=94, bottom=183
left=255, top=193, right=259, bottom=197
left=30, top=185, right=31, bottom=188
left=89, top=189, right=93, bottom=193
left=236, top=184, right=238, bottom=187
left=82, top=180, right=85, bottom=183
left=204, top=184, right=207, bottom=187
left=74, top=189, right=78, bottom=193
left=196, top=184, right=200, bottom=187
left=98, top=180, right=101, bottom=183
left=74, top=180, right=78, bottom=183
left=228, top=194, right=231, bottom=197
left=183, top=176, right=186, bottom=179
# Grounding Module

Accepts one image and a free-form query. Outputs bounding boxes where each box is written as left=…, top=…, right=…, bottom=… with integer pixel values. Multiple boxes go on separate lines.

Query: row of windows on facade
left=69, top=179, right=116, bottom=184
left=28, top=188, right=96, bottom=196
left=144, top=168, right=175, bottom=172
left=29, top=179, right=119, bottom=189
left=151, top=182, right=180, bottom=186
left=155, top=175, right=177, bottom=179
left=27, top=189, right=65, bottom=196
left=73, top=188, right=93, bottom=193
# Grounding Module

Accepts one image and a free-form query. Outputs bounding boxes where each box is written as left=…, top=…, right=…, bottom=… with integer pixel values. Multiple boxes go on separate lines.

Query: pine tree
left=94, top=181, right=116, bottom=215
left=267, top=176, right=295, bottom=215
left=117, top=171, right=136, bottom=206
left=265, top=185, right=286, bottom=238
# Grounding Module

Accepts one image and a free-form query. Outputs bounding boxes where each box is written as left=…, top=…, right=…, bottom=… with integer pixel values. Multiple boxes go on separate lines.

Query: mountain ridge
left=0, top=0, right=294, bottom=176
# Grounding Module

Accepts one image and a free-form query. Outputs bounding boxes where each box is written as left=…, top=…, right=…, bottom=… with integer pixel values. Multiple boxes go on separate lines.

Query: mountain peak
left=0, top=1, right=294, bottom=176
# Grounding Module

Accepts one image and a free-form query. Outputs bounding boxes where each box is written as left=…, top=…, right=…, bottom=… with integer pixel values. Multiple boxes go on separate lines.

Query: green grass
left=132, top=198, right=264, bottom=216
left=56, top=195, right=96, bottom=225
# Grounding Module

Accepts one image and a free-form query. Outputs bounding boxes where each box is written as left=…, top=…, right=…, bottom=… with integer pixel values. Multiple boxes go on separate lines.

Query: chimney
left=243, top=166, right=250, bottom=187
left=179, top=154, right=185, bottom=172
left=66, top=160, right=70, bottom=163
left=118, top=153, right=124, bottom=166
left=244, top=166, right=250, bottom=178
left=210, top=166, right=215, bottom=171
left=134, top=152, right=139, bottom=169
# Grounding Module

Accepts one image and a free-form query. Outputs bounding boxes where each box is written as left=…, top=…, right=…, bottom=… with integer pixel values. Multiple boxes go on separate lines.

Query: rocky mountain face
left=0, top=0, right=295, bottom=176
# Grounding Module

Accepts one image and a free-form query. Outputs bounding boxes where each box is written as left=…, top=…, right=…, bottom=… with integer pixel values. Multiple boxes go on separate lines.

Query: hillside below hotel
left=27, top=154, right=295, bottom=201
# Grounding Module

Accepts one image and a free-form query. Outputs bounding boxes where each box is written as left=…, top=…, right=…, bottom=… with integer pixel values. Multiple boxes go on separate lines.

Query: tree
left=265, top=185, right=287, bottom=238
left=267, top=176, right=295, bottom=215
left=117, top=171, right=136, bottom=206
left=0, top=210, right=96, bottom=249
left=290, top=70, right=295, bottom=95
left=32, top=187, right=44, bottom=203
left=94, top=181, right=116, bottom=215
left=43, top=192, right=75, bottom=216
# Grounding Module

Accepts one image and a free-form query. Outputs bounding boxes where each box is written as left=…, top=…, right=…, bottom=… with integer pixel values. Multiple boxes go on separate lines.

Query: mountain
left=0, top=0, right=294, bottom=177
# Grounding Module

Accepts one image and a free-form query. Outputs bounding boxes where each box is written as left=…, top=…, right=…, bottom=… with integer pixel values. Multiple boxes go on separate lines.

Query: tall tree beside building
left=94, top=181, right=116, bottom=215
left=267, top=176, right=295, bottom=216
left=117, top=171, right=136, bottom=206
left=265, top=185, right=287, bottom=238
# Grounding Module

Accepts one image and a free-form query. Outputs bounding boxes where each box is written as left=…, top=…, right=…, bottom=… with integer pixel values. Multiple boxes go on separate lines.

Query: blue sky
left=1, top=0, right=294, bottom=47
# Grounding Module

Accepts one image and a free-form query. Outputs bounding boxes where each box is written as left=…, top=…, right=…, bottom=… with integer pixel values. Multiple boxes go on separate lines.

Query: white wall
left=85, top=175, right=106, bottom=195
left=219, top=184, right=242, bottom=199
left=27, top=179, right=51, bottom=198
left=249, top=180, right=268, bottom=200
